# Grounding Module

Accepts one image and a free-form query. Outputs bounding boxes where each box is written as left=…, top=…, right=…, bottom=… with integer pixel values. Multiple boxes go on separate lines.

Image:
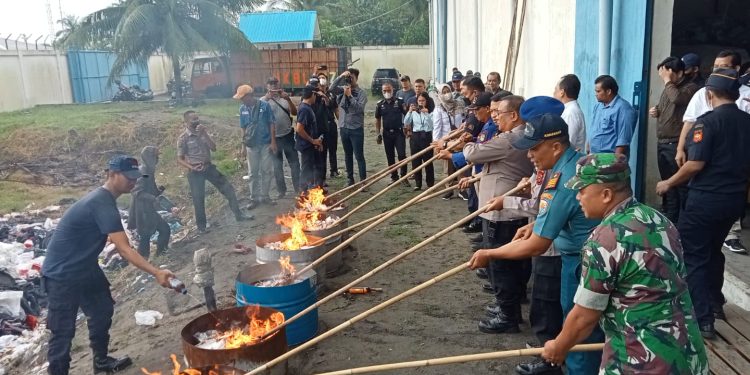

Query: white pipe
left=598, top=0, right=613, bottom=75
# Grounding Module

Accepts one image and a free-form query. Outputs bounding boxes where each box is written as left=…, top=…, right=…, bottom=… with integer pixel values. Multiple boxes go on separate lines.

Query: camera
left=343, top=75, right=352, bottom=85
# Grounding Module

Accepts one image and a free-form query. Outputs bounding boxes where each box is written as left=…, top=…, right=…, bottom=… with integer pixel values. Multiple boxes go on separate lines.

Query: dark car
left=371, top=68, right=401, bottom=96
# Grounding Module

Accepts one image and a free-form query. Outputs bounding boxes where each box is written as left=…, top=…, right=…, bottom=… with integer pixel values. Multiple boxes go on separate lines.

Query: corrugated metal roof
left=238, top=11, right=320, bottom=44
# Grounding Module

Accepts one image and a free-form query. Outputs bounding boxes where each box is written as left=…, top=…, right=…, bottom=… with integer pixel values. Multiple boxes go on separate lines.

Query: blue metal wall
left=67, top=50, right=150, bottom=103
left=574, top=0, right=653, bottom=198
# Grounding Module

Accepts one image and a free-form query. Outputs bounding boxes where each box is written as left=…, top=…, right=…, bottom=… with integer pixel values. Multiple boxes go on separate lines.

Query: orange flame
left=278, top=255, right=296, bottom=276
left=141, top=355, right=226, bottom=375
left=276, top=211, right=321, bottom=232
left=297, top=187, right=327, bottom=211
left=223, top=305, right=285, bottom=349
left=274, top=214, right=309, bottom=250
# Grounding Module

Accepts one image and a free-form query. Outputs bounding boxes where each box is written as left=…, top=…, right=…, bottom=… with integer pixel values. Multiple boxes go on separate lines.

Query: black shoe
left=485, top=304, right=502, bottom=317
left=470, top=234, right=484, bottom=243
left=516, top=358, right=563, bottom=375
left=94, top=356, right=133, bottom=374
left=347, top=179, right=355, bottom=186
left=462, top=222, right=482, bottom=233
left=235, top=213, right=254, bottom=222
left=331, top=171, right=341, bottom=178
left=261, top=198, right=277, bottom=206
left=700, top=323, right=716, bottom=339
left=475, top=268, right=488, bottom=279
left=714, top=306, right=727, bottom=321
left=482, top=283, right=494, bottom=293
left=413, top=186, right=422, bottom=191
left=458, top=190, right=469, bottom=200
left=245, top=200, right=260, bottom=210
left=723, top=239, right=748, bottom=254
left=442, top=191, right=454, bottom=200
left=478, top=314, right=520, bottom=334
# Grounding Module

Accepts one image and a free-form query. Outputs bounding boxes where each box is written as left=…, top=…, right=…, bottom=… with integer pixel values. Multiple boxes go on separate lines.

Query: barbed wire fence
left=0, top=33, right=57, bottom=52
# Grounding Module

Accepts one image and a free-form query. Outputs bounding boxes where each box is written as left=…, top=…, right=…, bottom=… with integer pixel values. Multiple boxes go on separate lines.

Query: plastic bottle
left=23, top=239, right=33, bottom=250
left=347, top=287, right=383, bottom=294
left=169, top=278, right=187, bottom=294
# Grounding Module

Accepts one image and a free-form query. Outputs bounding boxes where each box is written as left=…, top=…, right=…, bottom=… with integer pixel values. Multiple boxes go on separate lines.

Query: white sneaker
left=723, top=239, right=748, bottom=254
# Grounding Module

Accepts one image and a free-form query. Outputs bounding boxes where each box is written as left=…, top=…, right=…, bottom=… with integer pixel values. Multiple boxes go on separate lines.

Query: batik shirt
left=574, top=198, right=709, bottom=375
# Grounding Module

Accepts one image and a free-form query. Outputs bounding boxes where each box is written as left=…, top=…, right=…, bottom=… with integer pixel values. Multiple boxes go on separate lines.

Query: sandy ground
left=59, top=100, right=537, bottom=374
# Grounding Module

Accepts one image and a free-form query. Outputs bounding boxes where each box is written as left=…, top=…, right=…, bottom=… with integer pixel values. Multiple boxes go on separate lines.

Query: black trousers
left=187, top=164, right=242, bottom=230
left=468, top=179, right=481, bottom=226
left=484, top=218, right=530, bottom=310
left=529, top=256, right=563, bottom=345
left=46, top=271, right=114, bottom=375
left=382, top=129, right=407, bottom=181
left=409, top=131, right=435, bottom=188
left=136, top=216, right=171, bottom=258
left=657, top=142, right=688, bottom=223
left=325, top=125, right=338, bottom=175
left=678, top=189, right=744, bottom=326
left=273, top=132, right=301, bottom=195
left=299, top=146, right=326, bottom=191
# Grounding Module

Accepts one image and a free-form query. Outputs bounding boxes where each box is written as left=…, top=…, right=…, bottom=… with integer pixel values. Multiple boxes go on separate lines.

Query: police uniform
left=511, top=114, right=604, bottom=375
left=678, top=70, right=750, bottom=333
left=375, top=96, right=408, bottom=181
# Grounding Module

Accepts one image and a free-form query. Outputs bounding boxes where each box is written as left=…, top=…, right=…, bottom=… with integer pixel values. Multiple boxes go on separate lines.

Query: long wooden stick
left=334, top=154, right=441, bottom=225
left=262, top=182, right=527, bottom=344
left=314, top=344, right=606, bottom=375
left=295, top=163, right=473, bottom=278
left=245, top=262, right=472, bottom=375
left=310, top=176, right=482, bottom=246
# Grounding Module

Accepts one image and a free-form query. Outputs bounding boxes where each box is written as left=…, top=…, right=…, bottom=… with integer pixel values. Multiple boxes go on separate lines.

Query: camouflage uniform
left=567, top=154, right=709, bottom=375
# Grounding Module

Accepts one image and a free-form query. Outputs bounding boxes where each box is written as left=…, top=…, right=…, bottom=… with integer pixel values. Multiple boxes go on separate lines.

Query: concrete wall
left=0, top=50, right=73, bottom=112
left=438, top=0, right=576, bottom=97
left=350, top=45, right=431, bottom=90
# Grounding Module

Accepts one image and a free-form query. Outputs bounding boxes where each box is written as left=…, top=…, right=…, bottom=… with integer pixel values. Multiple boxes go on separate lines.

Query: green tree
left=54, top=15, right=81, bottom=49
left=63, top=0, right=261, bottom=100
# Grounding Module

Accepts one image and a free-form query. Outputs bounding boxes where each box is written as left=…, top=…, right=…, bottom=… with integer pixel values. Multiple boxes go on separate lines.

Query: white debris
left=194, top=330, right=226, bottom=350
left=134, top=310, right=164, bottom=326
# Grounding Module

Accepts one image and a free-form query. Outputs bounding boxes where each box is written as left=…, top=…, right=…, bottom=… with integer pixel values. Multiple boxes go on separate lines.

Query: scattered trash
left=134, top=310, right=164, bottom=326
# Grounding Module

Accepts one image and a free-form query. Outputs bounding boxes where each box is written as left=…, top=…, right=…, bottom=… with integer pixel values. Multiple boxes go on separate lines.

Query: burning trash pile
left=191, top=306, right=284, bottom=350
left=296, top=187, right=345, bottom=213
left=267, top=188, right=341, bottom=252
left=252, top=256, right=299, bottom=287
left=141, top=354, right=242, bottom=375
left=276, top=211, right=337, bottom=232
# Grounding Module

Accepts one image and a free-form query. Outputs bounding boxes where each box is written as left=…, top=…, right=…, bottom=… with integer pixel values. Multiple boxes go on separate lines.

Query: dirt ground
left=11, top=99, right=537, bottom=374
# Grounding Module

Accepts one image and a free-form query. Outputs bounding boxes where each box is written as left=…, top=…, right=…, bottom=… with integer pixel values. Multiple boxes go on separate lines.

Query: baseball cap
left=466, top=70, right=474, bottom=77
left=400, top=75, right=411, bottom=82
left=565, top=153, right=631, bottom=190
left=233, top=84, right=253, bottom=99
left=682, top=53, right=701, bottom=68
left=308, top=76, right=320, bottom=87
left=467, top=92, right=493, bottom=109
left=511, top=114, right=569, bottom=150
left=451, top=71, right=464, bottom=81
left=266, top=76, right=279, bottom=84
left=706, top=68, right=740, bottom=93
left=302, top=85, right=316, bottom=97
left=474, top=71, right=481, bottom=77
left=108, top=155, right=143, bottom=179
left=520, top=96, right=565, bottom=121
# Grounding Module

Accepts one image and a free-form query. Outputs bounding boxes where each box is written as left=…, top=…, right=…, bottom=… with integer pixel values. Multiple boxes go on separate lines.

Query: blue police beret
left=519, top=96, right=565, bottom=122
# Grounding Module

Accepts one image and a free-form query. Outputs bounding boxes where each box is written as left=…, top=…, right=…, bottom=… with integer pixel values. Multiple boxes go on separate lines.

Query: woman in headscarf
left=432, top=84, right=465, bottom=199
left=127, top=146, right=171, bottom=258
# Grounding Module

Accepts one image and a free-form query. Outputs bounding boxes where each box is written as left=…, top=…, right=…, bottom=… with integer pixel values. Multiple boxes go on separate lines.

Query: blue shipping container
left=67, top=50, right=150, bottom=103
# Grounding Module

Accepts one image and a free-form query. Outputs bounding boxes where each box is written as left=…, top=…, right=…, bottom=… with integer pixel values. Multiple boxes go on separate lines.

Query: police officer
left=656, top=68, right=750, bottom=338
left=375, top=81, right=409, bottom=186
left=42, top=156, right=177, bottom=375
left=469, top=111, right=604, bottom=374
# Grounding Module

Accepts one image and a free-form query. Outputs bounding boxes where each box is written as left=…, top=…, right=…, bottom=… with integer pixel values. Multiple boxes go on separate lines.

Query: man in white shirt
left=554, top=74, right=586, bottom=151
left=678, top=50, right=750, bottom=257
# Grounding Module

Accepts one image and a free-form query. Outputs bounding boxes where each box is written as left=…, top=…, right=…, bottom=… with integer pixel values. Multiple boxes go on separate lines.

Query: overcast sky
left=0, top=0, right=116, bottom=37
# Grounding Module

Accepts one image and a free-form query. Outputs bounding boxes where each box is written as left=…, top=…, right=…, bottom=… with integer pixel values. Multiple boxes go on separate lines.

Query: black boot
left=700, top=323, right=716, bottom=339
left=478, top=309, right=520, bottom=333
left=515, top=358, right=563, bottom=375
left=93, top=356, right=133, bottom=374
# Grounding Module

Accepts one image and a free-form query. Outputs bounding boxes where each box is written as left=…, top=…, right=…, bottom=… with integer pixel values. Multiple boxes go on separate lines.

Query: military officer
left=543, top=153, right=708, bottom=375
left=469, top=113, right=604, bottom=374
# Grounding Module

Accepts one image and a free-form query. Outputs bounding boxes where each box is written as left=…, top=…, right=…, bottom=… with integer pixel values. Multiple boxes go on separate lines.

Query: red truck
left=190, top=47, right=351, bottom=97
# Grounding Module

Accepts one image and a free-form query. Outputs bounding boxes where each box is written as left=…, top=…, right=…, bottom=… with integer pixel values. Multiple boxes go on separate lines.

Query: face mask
left=319, top=78, right=327, bottom=86
left=383, top=92, right=393, bottom=99
left=190, top=120, right=200, bottom=127
left=441, top=93, right=452, bottom=101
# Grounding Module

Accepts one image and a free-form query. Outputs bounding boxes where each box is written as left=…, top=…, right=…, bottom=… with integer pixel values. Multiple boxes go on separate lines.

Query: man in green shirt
left=541, top=153, right=708, bottom=374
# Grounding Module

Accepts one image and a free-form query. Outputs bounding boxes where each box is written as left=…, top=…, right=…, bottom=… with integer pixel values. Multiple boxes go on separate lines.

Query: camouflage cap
left=565, top=153, right=630, bottom=190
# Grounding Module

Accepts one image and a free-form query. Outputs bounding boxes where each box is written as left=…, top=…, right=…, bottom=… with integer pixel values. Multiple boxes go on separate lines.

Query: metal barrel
left=236, top=263, right=319, bottom=346
left=278, top=213, right=346, bottom=275
left=255, top=232, right=327, bottom=291
left=181, top=306, right=288, bottom=374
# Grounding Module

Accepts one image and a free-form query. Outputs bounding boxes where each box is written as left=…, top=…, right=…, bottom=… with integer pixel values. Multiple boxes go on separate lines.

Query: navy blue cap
left=511, top=114, right=569, bottom=150
left=682, top=53, right=701, bottom=68
left=308, top=76, right=320, bottom=87
left=519, top=96, right=564, bottom=121
left=467, top=92, right=493, bottom=109
left=451, top=71, right=464, bottom=81
left=706, top=68, right=740, bottom=93
left=108, top=155, right=143, bottom=179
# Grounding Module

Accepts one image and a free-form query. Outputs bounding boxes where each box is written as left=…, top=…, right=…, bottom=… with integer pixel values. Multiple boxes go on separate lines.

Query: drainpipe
left=437, top=0, right=448, bottom=82
left=598, top=0, right=613, bottom=75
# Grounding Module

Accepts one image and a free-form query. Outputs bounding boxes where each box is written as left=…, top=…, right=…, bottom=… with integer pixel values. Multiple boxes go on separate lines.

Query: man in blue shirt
left=296, top=85, right=326, bottom=191
left=43, top=156, right=177, bottom=375
left=234, top=84, right=277, bottom=209
left=588, top=75, right=637, bottom=154
left=469, top=114, right=604, bottom=375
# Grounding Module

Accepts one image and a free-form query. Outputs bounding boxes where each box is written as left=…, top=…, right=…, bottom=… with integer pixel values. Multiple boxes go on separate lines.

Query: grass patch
left=0, top=102, right=158, bottom=132
left=0, top=181, right=88, bottom=212
left=383, top=223, right=420, bottom=246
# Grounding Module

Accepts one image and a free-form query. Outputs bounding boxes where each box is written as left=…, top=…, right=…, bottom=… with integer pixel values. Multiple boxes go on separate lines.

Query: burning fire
left=274, top=213, right=310, bottom=250
left=278, top=255, right=296, bottom=277
left=223, top=305, right=285, bottom=349
left=297, top=187, right=327, bottom=211
left=141, top=353, right=202, bottom=375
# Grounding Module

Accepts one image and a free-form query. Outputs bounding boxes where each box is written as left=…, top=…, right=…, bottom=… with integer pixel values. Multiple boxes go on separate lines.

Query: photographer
left=317, top=71, right=341, bottom=178
left=262, top=77, right=300, bottom=198
left=331, top=68, right=368, bottom=186
left=403, top=92, right=435, bottom=191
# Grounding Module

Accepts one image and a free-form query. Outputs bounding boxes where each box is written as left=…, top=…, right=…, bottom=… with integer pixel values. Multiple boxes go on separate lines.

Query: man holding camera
left=296, top=85, right=326, bottom=191
left=262, top=77, right=300, bottom=198
left=331, top=68, right=368, bottom=186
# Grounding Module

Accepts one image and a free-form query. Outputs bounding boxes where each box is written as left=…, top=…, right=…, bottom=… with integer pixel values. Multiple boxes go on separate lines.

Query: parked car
left=371, top=68, right=401, bottom=96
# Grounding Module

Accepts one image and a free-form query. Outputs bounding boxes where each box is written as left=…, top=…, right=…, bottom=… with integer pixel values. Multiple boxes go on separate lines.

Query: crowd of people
left=38, top=50, right=750, bottom=374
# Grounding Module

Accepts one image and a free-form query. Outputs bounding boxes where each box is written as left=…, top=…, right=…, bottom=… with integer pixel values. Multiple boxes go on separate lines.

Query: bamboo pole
left=294, top=162, right=473, bottom=278
left=261, top=182, right=527, bottom=344
left=333, top=154, right=441, bottom=225
left=310, top=176, right=482, bottom=246
left=314, top=344, right=606, bottom=375
left=245, top=262, right=472, bottom=375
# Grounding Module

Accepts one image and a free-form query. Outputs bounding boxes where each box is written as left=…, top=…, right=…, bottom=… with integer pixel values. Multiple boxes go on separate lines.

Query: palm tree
left=266, top=0, right=340, bottom=18
left=54, top=15, right=80, bottom=48
left=63, top=0, right=262, bottom=100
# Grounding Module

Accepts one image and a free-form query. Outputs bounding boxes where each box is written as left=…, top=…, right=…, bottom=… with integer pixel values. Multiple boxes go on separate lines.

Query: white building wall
left=437, top=0, right=576, bottom=98
left=0, top=50, right=72, bottom=112
left=350, top=45, right=432, bottom=90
